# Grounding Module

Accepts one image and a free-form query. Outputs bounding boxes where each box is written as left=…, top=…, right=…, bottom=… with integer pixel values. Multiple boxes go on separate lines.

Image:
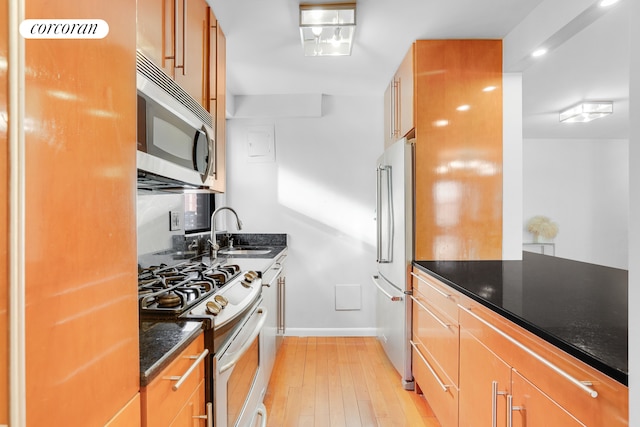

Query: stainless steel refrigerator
left=372, top=137, right=414, bottom=390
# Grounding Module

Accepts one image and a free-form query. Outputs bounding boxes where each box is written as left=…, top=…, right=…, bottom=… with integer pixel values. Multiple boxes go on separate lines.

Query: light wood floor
left=263, top=336, right=441, bottom=427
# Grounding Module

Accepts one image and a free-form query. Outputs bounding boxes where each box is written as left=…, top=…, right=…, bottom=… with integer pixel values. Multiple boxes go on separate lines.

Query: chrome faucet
left=209, top=206, right=243, bottom=260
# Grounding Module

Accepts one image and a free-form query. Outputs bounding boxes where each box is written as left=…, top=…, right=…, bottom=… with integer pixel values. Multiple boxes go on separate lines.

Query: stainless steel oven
left=214, top=298, right=268, bottom=427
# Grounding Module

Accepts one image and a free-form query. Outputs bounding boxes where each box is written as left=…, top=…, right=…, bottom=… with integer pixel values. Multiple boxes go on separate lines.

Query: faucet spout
left=210, top=206, right=243, bottom=260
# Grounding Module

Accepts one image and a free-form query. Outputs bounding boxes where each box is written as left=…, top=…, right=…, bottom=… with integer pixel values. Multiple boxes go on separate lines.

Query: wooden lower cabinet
left=459, top=329, right=511, bottom=427
left=458, top=299, right=628, bottom=427
left=141, top=335, right=209, bottom=427
left=105, top=393, right=142, bottom=427
left=412, top=267, right=628, bottom=427
left=510, top=370, right=584, bottom=427
left=169, top=379, right=207, bottom=427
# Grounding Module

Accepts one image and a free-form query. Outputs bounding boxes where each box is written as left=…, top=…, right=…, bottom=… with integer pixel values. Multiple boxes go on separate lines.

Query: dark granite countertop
left=414, top=252, right=628, bottom=385
left=139, top=320, right=205, bottom=387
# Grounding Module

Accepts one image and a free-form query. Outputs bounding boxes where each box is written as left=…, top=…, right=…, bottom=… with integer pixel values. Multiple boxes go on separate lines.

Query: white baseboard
left=285, top=327, right=376, bottom=337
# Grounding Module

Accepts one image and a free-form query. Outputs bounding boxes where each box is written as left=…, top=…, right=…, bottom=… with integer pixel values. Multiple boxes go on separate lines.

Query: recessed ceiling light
left=531, top=48, right=547, bottom=58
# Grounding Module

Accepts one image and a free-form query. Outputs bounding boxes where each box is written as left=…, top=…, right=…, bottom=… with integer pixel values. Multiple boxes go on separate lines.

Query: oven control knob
left=241, top=280, right=252, bottom=288
left=206, top=300, right=221, bottom=315
left=244, top=271, right=258, bottom=282
left=214, top=294, right=228, bottom=308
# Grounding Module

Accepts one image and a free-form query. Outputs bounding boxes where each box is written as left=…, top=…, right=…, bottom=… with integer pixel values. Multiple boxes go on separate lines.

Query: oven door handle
left=218, top=307, right=267, bottom=374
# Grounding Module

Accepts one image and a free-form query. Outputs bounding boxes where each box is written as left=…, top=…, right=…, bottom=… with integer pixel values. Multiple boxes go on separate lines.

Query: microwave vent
left=136, top=50, right=213, bottom=128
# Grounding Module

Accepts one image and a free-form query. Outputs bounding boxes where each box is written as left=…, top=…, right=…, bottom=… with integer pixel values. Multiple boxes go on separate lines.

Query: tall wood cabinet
left=23, top=0, right=140, bottom=425
left=0, top=1, right=7, bottom=422
left=385, top=40, right=503, bottom=260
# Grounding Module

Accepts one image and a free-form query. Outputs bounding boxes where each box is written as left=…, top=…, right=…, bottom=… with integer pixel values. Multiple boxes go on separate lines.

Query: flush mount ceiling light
left=299, top=3, right=356, bottom=57
left=559, top=101, right=613, bottom=123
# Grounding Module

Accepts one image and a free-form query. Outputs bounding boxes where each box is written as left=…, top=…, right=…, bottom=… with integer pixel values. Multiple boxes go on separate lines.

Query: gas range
left=137, top=258, right=262, bottom=331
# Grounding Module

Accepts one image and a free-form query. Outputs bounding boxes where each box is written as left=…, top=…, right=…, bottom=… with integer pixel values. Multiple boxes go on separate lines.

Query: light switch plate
left=169, top=211, right=182, bottom=231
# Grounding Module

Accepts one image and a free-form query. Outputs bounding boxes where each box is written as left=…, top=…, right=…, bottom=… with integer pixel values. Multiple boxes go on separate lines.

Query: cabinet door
left=511, top=370, right=585, bottom=427
left=174, top=0, right=208, bottom=107
left=137, top=0, right=174, bottom=77
left=210, top=25, right=226, bottom=192
left=396, top=44, right=414, bottom=138
left=459, top=328, right=511, bottom=427
left=412, top=345, right=458, bottom=427
left=169, top=379, right=208, bottom=427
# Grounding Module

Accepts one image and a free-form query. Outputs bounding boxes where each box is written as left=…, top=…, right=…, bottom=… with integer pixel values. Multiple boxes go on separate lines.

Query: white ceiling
left=207, top=0, right=630, bottom=139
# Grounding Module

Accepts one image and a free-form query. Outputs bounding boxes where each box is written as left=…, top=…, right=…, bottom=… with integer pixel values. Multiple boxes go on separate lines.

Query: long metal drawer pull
left=218, top=307, right=267, bottom=374
left=458, top=305, right=598, bottom=398
left=164, top=348, right=209, bottom=391
left=372, top=275, right=403, bottom=302
left=411, top=295, right=450, bottom=329
left=263, top=265, right=283, bottom=288
left=492, top=381, right=508, bottom=427
left=409, top=340, right=450, bottom=392
left=410, top=272, right=451, bottom=299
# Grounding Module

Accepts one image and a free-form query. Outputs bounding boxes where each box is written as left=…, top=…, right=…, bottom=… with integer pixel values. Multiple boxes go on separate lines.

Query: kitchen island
left=414, top=251, right=627, bottom=385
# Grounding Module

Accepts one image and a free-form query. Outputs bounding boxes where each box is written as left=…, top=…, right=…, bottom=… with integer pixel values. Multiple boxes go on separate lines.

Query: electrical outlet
left=169, top=211, right=182, bottom=231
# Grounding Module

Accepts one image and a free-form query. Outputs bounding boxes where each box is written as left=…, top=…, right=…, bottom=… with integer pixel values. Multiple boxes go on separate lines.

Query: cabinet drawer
left=412, top=289, right=459, bottom=385
left=411, top=268, right=459, bottom=321
left=412, top=345, right=458, bottom=427
left=141, top=335, right=207, bottom=427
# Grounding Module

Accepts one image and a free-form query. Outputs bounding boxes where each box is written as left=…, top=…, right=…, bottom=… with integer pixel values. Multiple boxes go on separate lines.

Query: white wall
left=136, top=192, right=184, bottom=255
left=225, top=95, right=382, bottom=335
left=523, top=138, right=628, bottom=269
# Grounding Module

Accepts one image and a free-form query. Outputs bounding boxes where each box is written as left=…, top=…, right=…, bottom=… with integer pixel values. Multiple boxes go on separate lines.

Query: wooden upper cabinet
left=174, top=0, right=208, bottom=106
left=137, top=0, right=210, bottom=108
left=383, top=44, right=414, bottom=149
left=206, top=12, right=226, bottom=193
left=413, top=40, right=503, bottom=260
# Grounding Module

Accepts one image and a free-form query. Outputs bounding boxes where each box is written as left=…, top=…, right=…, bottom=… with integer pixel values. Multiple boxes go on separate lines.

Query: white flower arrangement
left=526, top=215, right=559, bottom=242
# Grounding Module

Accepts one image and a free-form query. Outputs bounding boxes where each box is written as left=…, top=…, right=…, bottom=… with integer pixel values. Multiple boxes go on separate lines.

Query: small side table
left=523, top=242, right=555, bottom=256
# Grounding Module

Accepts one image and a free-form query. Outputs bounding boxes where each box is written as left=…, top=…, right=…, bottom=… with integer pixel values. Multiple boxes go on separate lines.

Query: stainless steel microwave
left=136, top=51, right=215, bottom=191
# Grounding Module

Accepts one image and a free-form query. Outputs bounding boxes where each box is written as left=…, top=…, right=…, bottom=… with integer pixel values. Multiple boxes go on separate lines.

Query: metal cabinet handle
left=164, top=348, right=209, bottom=391
left=372, top=275, right=403, bottom=302
left=507, top=395, right=524, bottom=427
left=410, top=272, right=452, bottom=299
left=410, top=340, right=451, bottom=392
left=193, top=402, right=213, bottom=427
left=411, top=295, right=451, bottom=329
left=459, top=305, right=598, bottom=398
left=492, top=381, right=508, bottom=427
left=394, top=78, right=400, bottom=137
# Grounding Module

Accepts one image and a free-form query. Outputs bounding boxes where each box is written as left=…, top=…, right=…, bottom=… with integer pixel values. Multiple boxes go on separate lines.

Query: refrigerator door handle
left=376, top=164, right=394, bottom=263
left=372, top=275, right=403, bottom=301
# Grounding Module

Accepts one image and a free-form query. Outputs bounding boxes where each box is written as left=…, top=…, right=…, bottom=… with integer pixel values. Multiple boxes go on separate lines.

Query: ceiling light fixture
left=531, top=48, right=547, bottom=58
left=559, top=101, right=613, bottom=123
left=299, top=3, right=356, bottom=57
